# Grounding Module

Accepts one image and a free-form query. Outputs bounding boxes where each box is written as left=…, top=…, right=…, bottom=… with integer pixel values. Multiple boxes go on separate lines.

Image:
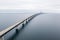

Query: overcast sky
left=0, top=0, right=60, bottom=13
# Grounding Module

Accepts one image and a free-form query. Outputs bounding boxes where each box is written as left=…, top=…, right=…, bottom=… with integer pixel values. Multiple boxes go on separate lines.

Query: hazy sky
left=0, top=0, right=60, bottom=13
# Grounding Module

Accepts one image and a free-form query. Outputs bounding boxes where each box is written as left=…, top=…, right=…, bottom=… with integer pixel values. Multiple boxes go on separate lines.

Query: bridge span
left=0, top=13, right=60, bottom=40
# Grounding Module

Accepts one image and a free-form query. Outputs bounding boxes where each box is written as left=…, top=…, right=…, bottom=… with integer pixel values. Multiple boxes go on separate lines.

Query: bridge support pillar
left=22, top=23, right=24, bottom=27
left=28, top=18, right=31, bottom=21
left=26, top=20, right=28, bottom=24
left=0, top=37, right=4, bottom=40
left=16, top=29, right=19, bottom=33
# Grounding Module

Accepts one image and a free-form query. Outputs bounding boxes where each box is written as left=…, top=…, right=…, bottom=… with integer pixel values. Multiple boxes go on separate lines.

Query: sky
left=0, top=0, right=60, bottom=13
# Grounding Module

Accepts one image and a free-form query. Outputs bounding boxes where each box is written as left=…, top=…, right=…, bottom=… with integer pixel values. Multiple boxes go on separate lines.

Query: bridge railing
left=0, top=13, right=40, bottom=40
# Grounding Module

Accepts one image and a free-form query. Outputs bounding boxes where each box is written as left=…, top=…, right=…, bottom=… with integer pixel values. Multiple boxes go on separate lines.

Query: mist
left=0, top=0, right=60, bottom=13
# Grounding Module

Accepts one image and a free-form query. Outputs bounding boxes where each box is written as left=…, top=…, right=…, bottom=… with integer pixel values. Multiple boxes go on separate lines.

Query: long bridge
left=0, top=13, right=41, bottom=40
left=0, top=13, right=60, bottom=40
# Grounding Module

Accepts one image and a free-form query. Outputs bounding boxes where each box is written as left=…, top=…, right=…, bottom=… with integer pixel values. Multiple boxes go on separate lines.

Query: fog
left=0, top=0, right=60, bottom=13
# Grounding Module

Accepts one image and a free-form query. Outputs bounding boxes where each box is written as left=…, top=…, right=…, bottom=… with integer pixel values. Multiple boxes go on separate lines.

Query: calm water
left=0, top=13, right=60, bottom=40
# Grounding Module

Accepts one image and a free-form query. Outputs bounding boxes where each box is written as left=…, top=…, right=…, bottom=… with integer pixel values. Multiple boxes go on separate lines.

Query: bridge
left=0, top=13, right=60, bottom=40
left=0, top=13, right=41, bottom=40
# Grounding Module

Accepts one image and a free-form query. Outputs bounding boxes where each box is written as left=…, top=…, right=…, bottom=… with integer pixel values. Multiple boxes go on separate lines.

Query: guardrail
left=0, top=13, right=40, bottom=40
